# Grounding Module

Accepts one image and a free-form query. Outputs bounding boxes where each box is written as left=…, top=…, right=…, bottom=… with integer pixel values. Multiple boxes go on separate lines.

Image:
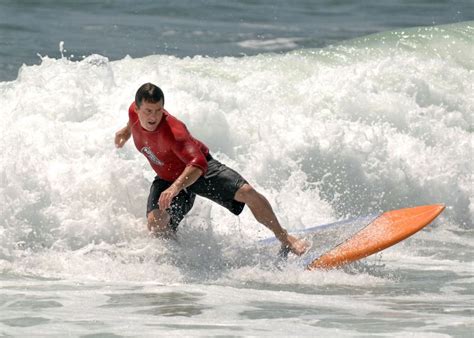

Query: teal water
left=0, top=0, right=472, bottom=81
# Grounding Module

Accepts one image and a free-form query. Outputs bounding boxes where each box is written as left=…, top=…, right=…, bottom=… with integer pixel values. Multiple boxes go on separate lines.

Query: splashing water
left=0, top=22, right=472, bottom=337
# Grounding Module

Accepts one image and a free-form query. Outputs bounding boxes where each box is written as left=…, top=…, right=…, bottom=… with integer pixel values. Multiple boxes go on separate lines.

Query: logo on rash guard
left=140, top=146, right=164, bottom=166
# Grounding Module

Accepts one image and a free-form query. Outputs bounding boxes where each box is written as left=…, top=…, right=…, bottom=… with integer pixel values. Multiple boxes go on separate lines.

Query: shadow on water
left=100, top=291, right=208, bottom=318
left=80, top=333, right=124, bottom=338
left=0, top=316, right=50, bottom=328
left=153, top=220, right=279, bottom=283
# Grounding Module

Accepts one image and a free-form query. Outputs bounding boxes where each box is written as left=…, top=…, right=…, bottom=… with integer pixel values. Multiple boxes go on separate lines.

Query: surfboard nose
left=426, top=204, right=446, bottom=222
left=307, top=204, right=446, bottom=270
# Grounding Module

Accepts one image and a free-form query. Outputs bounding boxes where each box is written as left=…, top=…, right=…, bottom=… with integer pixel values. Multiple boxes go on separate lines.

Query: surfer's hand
left=158, top=184, right=180, bottom=210
left=115, top=125, right=131, bottom=148
left=282, top=235, right=309, bottom=256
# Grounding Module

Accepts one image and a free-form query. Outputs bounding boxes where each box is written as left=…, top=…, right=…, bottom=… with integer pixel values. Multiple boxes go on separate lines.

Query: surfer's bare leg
left=234, top=184, right=308, bottom=256
left=147, top=209, right=175, bottom=239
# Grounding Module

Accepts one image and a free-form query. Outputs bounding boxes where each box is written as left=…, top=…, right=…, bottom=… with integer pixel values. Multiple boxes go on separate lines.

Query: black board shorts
left=146, top=155, right=248, bottom=231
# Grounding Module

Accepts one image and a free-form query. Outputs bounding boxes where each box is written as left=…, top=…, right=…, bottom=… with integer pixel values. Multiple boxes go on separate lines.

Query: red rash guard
left=128, top=102, right=209, bottom=182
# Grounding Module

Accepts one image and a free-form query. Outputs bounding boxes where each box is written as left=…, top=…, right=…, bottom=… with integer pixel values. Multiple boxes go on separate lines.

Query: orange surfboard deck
left=307, top=204, right=445, bottom=270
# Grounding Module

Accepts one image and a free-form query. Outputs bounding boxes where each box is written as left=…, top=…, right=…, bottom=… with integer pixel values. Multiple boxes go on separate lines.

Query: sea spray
left=0, top=22, right=472, bottom=282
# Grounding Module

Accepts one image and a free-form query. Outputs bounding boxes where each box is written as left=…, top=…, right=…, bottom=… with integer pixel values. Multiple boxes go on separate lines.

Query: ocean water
left=1, top=1, right=473, bottom=337
left=1, top=0, right=473, bottom=81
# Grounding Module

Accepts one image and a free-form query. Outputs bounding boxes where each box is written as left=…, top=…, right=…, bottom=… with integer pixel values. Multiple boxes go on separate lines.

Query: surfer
left=115, top=83, right=308, bottom=256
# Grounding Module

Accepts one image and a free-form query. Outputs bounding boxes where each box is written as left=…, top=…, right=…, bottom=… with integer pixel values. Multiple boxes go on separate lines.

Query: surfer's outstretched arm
left=234, top=184, right=309, bottom=256
left=115, top=122, right=131, bottom=148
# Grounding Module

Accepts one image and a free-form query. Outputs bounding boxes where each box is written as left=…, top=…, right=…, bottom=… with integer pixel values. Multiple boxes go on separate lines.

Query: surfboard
left=260, top=204, right=445, bottom=270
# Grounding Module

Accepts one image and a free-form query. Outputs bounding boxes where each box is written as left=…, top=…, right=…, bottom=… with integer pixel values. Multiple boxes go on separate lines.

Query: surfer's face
left=136, top=99, right=164, bottom=132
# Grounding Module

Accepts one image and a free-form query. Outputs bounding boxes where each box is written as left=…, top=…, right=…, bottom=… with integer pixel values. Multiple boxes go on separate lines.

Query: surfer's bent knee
left=234, top=183, right=259, bottom=203
left=147, top=209, right=170, bottom=232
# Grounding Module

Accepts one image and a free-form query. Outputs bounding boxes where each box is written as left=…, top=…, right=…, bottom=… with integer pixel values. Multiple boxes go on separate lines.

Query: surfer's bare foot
left=282, top=234, right=309, bottom=256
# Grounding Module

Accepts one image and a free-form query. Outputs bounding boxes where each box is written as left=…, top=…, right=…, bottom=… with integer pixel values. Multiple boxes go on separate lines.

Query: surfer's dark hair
left=135, top=83, right=165, bottom=107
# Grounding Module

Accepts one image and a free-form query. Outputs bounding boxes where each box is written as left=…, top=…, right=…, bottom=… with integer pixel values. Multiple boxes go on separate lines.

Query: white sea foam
left=238, top=37, right=304, bottom=50
left=0, top=22, right=472, bottom=284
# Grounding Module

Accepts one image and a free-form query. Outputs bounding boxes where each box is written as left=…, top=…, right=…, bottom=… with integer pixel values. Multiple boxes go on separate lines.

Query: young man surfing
left=115, top=83, right=308, bottom=256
